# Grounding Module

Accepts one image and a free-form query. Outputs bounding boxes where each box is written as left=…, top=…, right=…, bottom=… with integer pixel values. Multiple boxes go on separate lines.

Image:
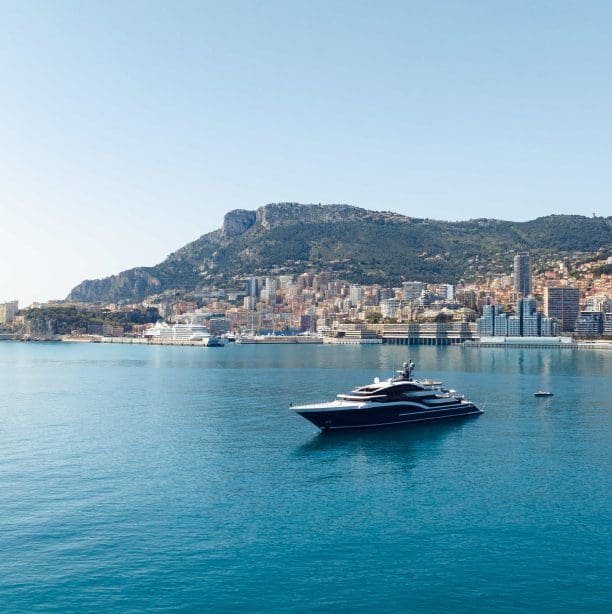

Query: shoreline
left=1, top=335, right=611, bottom=350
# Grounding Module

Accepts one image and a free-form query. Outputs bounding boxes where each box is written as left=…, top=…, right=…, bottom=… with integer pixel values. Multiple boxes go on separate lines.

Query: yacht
left=291, top=362, right=482, bottom=431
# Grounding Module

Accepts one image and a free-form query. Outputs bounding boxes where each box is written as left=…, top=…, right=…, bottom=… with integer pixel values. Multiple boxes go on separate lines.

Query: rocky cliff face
left=68, top=269, right=162, bottom=303
left=66, top=203, right=612, bottom=303
left=254, top=202, right=360, bottom=229
left=222, top=209, right=257, bottom=237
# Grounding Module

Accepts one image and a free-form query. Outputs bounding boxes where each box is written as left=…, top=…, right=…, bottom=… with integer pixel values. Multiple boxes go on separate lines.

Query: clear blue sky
left=1, top=1, right=611, bottom=304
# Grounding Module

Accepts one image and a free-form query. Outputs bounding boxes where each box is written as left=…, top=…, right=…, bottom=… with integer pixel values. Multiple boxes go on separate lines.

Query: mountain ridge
left=67, top=203, right=612, bottom=303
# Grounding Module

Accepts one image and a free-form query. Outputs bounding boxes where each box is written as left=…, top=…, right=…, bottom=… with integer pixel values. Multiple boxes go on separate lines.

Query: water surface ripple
left=0, top=342, right=610, bottom=612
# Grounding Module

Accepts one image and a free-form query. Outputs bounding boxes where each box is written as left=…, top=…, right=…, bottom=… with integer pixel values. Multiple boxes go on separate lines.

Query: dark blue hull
left=296, top=403, right=482, bottom=431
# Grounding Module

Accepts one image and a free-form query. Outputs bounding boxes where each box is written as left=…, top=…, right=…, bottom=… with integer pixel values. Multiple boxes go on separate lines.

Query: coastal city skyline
left=3, top=246, right=611, bottom=342
left=3, top=2, right=612, bottom=304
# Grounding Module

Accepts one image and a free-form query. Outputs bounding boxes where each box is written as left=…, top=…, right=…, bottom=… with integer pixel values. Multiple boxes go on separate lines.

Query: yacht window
left=355, top=386, right=383, bottom=393
left=393, top=384, right=422, bottom=392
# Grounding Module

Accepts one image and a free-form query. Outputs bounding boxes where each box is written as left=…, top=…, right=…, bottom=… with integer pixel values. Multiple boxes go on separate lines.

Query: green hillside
left=67, top=204, right=612, bottom=303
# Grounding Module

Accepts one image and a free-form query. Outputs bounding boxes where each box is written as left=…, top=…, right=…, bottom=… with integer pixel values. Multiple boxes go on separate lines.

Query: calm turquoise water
left=0, top=342, right=610, bottom=612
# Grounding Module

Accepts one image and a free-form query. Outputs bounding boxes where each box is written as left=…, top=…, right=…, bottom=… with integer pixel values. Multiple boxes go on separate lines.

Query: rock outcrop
left=222, top=209, right=257, bottom=237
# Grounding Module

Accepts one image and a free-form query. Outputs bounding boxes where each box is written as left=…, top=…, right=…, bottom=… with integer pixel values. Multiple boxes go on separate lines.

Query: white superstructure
left=144, top=321, right=212, bottom=341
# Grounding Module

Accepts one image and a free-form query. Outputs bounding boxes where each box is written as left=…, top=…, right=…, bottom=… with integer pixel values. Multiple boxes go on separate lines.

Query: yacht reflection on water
left=291, top=361, right=482, bottom=432
left=295, top=418, right=468, bottom=457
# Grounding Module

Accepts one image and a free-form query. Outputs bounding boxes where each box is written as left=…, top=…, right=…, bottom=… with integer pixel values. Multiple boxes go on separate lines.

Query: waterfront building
left=544, top=286, right=580, bottom=332
left=540, top=317, right=558, bottom=337
left=574, top=311, right=604, bottom=337
left=604, top=313, right=612, bottom=336
left=87, top=323, right=104, bottom=335
left=507, top=315, right=521, bottom=336
left=106, top=324, right=124, bottom=337
left=517, top=296, right=536, bottom=318
left=469, top=336, right=575, bottom=348
left=516, top=296, right=538, bottom=335
left=476, top=298, right=556, bottom=339
left=477, top=304, right=502, bottom=336
left=380, top=322, right=477, bottom=345
left=494, top=313, right=508, bottom=336
left=87, top=323, right=123, bottom=336
left=325, top=323, right=382, bottom=344
left=0, top=300, right=18, bottom=325
left=514, top=252, right=532, bottom=296
left=522, top=315, right=540, bottom=336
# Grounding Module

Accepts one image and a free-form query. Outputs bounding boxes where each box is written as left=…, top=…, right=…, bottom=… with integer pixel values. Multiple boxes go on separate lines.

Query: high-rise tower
left=543, top=286, right=580, bottom=332
left=513, top=252, right=532, bottom=296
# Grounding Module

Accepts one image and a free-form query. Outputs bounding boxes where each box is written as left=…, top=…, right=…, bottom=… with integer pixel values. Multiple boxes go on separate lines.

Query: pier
left=62, top=335, right=220, bottom=347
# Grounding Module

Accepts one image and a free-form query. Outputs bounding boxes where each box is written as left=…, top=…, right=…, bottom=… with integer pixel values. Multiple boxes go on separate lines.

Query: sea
left=0, top=341, right=610, bottom=612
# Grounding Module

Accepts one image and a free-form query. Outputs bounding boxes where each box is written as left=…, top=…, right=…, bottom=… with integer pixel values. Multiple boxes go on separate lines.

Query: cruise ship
left=291, top=362, right=482, bottom=431
left=143, top=321, right=224, bottom=346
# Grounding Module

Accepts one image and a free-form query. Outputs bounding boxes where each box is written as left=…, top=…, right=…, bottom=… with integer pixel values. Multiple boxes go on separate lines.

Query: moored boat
left=143, top=321, right=224, bottom=346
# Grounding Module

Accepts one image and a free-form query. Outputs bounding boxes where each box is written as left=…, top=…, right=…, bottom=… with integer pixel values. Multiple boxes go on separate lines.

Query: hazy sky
left=1, top=1, right=612, bottom=304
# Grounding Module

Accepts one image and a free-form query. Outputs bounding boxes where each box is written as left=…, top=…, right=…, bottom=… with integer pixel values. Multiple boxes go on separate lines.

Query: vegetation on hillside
left=66, top=204, right=612, bottom=303
left=18, top=306, right=160, bottom=336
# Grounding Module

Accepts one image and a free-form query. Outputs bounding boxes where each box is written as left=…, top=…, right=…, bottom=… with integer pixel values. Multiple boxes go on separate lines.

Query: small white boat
left=534, top=391, right=554, bottom=397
